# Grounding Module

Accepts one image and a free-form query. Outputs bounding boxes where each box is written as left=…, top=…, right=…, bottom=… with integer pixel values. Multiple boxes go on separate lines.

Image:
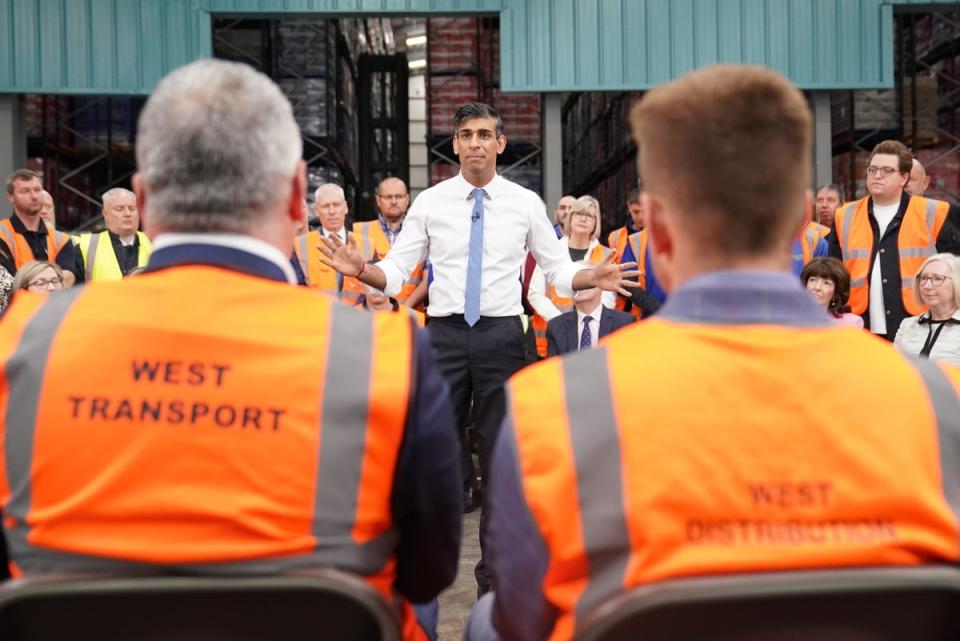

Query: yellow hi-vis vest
left=77, top=231, right=153, bottom=281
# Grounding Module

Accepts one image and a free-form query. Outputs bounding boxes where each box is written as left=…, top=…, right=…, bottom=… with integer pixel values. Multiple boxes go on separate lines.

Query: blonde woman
left=528, top=195, right=614, bottom=358
left=12, top=260, right=65, bottom=295
left=894, top=253, right=960, bottom=365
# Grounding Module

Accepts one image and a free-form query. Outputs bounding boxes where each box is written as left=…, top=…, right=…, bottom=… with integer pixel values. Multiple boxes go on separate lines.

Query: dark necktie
left=580, top=316, right=592, bottom=351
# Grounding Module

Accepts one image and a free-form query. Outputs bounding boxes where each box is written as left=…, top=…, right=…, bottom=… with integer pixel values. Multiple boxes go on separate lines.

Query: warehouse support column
left=543, top=93, right=563, bottom=219
left=0, top=96, right=27, bottom=205
left=812, top=91, right=833, bottom=189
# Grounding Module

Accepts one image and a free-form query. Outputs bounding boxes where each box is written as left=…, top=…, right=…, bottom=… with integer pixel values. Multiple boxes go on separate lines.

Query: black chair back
left=0, top=570, right=403, bottom=641
left=573, top=566, right=960, bottom=641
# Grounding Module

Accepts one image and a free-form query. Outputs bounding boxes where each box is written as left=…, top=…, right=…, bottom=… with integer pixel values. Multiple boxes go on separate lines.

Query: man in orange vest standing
left=466, top=64, right=960, bottom=641
left=0, top=59, right=461, bottom=641
left=606, top=188, right=643, bottom=264
left=2, top=169, right=79, bottom=285
left=828, top=140, right=960, bottom=340
left=351, top=177, right=427, bottom=308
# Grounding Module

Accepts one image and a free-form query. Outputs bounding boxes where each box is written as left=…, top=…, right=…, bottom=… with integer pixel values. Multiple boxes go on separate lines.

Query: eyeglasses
left=377, top=194, right=408, bottom=201
left=27, top=277, right=63, bottom=290
left=572, top=212, right=596, bottom=220
left=919, top=274, right=952, bottom=286
left=866, top=166, right=900, bottom=178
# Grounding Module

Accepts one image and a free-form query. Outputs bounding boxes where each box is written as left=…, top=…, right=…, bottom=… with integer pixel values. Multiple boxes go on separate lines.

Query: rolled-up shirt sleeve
left=378, top=195, right=430, bottom=297
left=526, top=203, right=580, bottom=298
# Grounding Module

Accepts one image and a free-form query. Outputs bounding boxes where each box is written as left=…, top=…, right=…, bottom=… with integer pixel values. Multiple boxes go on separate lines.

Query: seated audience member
left=12, top=260, right=64, bottom=294
left=894, top=253, right=960, bottom=366
left=0, top=59, right=460, bottom=641
left=546, top=284, right=634, bottom=356
left=528, top=196, right=616, bottom=357
left=466, top=65, right=960, bottom=641
left=801, top=257, right=864, bottom=328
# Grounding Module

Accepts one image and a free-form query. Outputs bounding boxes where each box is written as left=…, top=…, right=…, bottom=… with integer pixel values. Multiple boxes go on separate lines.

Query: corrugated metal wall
left=1, top=0, right=956, bottom=95
left=501, top=0, right=898, bottom=91
left=0, top=0, right=209, bottom=94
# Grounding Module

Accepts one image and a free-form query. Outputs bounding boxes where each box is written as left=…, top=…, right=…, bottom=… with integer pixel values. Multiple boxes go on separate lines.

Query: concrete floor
left=437, top=510, right=482, bottom=641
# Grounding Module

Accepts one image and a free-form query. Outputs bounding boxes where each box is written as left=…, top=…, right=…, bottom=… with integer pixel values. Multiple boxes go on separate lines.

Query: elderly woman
left=800, top=257, right=863, bottom=328
left=13, top=260, right=65, bottom=295
left=528, top=195, right=615, bottom=358
left=894, top=253, right=960, bottom=366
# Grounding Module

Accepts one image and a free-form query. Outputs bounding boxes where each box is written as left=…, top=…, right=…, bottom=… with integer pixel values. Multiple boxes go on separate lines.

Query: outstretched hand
left=594, top=252, right=640, bottom=296
left=317, top=233, right=363, bottom=277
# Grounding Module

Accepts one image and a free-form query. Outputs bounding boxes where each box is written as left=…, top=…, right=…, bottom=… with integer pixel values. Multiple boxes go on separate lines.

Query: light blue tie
left=464, top=188, right=485, bottom=326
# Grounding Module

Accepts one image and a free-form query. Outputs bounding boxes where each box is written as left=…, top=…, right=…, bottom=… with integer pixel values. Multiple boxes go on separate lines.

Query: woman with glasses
left=12, top=260, right=65, bottom=295
left=528, top=195, right=615, bottom=358
left=894, top=253, right=960, bottom=365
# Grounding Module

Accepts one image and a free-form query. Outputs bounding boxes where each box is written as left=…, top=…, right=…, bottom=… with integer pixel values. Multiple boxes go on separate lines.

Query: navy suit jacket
left=546, top=306, right=635, bottom=356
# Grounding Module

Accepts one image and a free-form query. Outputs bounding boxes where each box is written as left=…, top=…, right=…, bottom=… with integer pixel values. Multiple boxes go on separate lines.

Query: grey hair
left=101, top=187, right=135, bottom=208
left=314, top=183, right=345, bottom=202
left=136, top=59, right=302, bottom=233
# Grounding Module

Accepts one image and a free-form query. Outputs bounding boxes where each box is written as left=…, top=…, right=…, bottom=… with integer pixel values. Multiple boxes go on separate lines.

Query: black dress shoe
left=463, top=486, right=476, bottom=514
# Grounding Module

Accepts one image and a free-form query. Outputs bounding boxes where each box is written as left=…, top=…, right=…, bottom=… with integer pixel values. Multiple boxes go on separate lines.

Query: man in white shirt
left=315, top=183, right=349, bottom=243
left=828, top=140, right=960, bottom=340
left=320, top=102, right=636, bottom=592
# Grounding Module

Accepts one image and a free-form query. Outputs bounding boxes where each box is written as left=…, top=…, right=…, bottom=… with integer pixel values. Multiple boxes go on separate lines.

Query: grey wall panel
left=0, top=0, right=949, bottom=94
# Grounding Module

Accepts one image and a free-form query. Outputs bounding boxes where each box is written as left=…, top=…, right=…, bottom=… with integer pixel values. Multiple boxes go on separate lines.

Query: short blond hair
left=13, top=261, right=63, bottom=291
left=914, top=253, right=960, bottom=309
left=563, top=195, right=601, bottom=240
left=629, top=64, right=811, bottom=257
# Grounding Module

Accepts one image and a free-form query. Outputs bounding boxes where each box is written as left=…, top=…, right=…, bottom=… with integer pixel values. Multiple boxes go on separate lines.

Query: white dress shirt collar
left=453, top=172, right=502, bottom=200
left=152, top=232, right=297, bottom=284
left=322, top=226, right=347, bottom=242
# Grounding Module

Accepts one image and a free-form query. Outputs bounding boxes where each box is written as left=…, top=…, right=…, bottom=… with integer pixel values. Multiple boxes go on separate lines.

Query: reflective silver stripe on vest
left=845, top=249, right=870, bottom=259
left=85, top=232, right=101, bottom=277
left=358, top=223, right=375, bottom=261
left=850, top=277, right=867, bottom=288
left=297, top=234, right=310, bottom=280
left=0, top=224, right=17, bottom=262
left=4, top=288, right=84, bottom=559
left=562, top=347, right=631, bottom=628
left=906, top=357, right=960, bottom=535
left=837, top=202, right=858, bottom=261
left=312, top=302, right=397, bottom=573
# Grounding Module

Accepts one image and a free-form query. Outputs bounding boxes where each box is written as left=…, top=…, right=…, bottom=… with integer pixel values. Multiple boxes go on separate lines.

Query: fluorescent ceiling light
left=406, top=35, right=427, bottom=47
left=408, top=59, right=427, bottom=69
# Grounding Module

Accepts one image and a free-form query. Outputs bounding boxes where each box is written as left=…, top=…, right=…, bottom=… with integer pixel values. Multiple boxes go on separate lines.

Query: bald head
left=375, top=177, right=410, bottom=224
left=907, top=158, right=931, bottom=196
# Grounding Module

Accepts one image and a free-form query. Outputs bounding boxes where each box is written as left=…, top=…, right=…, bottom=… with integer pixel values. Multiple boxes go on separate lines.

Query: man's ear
left=496, top=134, right=507, bottom=155
left=133, top=173, right=152, bottom=238
left=642, top=192, right=675, bottom=293
left=288, top=161, right=307, bottom=226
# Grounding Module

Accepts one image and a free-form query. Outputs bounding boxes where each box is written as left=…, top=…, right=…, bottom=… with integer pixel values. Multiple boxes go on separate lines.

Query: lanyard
left=920, top=320, right=949, bottom=357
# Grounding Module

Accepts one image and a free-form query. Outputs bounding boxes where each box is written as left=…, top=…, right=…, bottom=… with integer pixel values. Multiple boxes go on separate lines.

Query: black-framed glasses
left=866, top=166, right=899, bottom=178
left=919, top=274, right=952, bottom=286
left=27, top=277, right=63, bottom=290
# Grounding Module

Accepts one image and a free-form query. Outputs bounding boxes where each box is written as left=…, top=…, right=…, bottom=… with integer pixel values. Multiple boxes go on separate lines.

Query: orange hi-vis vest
left=607, top=226, right=629, bottom=264
left=532, top=243, right=611, bottom=358
left=0, top=268, right=425, bottom=641
left=293, top=229, right=361, bottom=304
left=799, top=221, right=831, bottom=265
left=835, top=195, right=949, bottom=316
left=350, top=220, right=424, bottom=306
left=506, top=319, right=960, bottom=641
left=619, top=230, right=651, bottom=320
left=0, top=218, right=71, bottom=269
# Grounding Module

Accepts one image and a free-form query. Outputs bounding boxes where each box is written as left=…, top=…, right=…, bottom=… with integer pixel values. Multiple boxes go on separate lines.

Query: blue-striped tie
left=464, top=188, right=485, bottom=326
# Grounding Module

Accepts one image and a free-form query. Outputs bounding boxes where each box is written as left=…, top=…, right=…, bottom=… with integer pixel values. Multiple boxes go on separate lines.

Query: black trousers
left=427, top=314, right=528, bottom=593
